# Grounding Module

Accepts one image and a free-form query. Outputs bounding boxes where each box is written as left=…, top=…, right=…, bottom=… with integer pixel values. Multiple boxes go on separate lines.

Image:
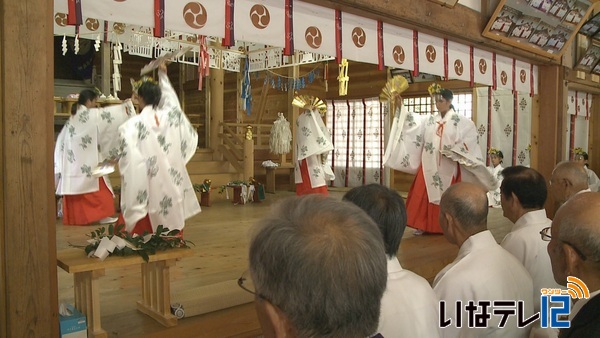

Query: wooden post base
left=73, top=269, right=107, bottom=338
left=137, top=259, right=178, bottom=327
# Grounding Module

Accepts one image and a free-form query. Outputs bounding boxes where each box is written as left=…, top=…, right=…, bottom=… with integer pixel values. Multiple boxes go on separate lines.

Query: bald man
left=547, top=192, right=600, bottom=337
left=434, top=182, right=534, bottom=338
left=549, top=161, right=590, bottom=205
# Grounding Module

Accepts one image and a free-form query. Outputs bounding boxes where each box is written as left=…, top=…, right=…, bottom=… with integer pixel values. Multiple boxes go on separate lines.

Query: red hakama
left=406, top=164, right=461, bottom=234
left=62, top=179, right=115, bottom=225
left=295, top=159, right=328, bottom=196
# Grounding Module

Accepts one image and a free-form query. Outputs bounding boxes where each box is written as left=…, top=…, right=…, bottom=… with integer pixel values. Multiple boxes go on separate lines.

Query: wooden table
left=265, top=164, right=295, bottom=193
left=57, top=248, right=193, bottom=338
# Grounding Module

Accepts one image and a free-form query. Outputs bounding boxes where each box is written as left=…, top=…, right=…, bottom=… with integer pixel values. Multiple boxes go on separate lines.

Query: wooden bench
left=265, top=163, right=295, bottom=193
left=57, top=248, right=193, bottom=338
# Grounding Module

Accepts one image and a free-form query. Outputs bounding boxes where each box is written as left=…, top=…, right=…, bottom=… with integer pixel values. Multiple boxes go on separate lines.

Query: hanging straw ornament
left=74, top=34, right=80, bottom=55
left=269, top=112, right=292, bottom=155
left=94, top=34, right=101, bottom=52
left=62, top=35, right=68, bottom=56
left=337, top=58, right=349, bottom=96
left=379, top=75, right=409, bottom=101
left=291, top=95, right=327, bottom=115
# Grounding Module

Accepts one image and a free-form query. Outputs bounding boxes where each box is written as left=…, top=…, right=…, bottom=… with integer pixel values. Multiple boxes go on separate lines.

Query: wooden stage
left=56, top=189, right=513, bottom=338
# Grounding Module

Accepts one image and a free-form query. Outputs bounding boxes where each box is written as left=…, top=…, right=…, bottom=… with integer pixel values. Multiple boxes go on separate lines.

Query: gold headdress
left=380, top=75, right=409, bottom=101
left=428, top=83, right=443, bottom=96
left=130, top=76, right=158, bottom=94
left=488, top=147, right=501, bottom=156
left=573, top=147, right=587, bottom=156
left=292, top=95, right=327, bottom=114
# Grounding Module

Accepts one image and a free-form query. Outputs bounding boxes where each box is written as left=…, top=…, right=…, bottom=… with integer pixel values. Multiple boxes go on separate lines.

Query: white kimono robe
left=294, top=109, right=334, bottom=188
left=118, top=71, right=200, bottom=233
left=433, top=231, right=534, bottom=338
left=384, top=106, right=496, bottom=204
left=55, top=101, right=135, bottom=195
left=378, top=257, right=441, bottom=338
left=487, top=164, right=504, bottom=207
left=585, top=167, right=599, bottom=192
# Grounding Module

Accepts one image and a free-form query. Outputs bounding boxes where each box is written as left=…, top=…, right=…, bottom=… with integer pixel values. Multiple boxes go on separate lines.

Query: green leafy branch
left=78, top=223, right=193, bottom=262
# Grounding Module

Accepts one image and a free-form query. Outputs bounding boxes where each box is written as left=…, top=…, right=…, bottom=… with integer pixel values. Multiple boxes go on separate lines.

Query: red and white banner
left=165, top=0, right=225, bottom=38
left=495, top=54, right=514, bottom=91
left=417, top=33, right=444, bottom=77
left=514, top=59, right=531, bottom=94
left=382, top=23, right=413, bottom=71
left=293, top=1, right=336, bottom=57
left=81, top=0, right=153, bottom=28
left=78, top=17, right=104, bottom=40
left=473, top=48, right=493, bottom=86
left=234, top=0, right=286, bottom=48
left=341, top=12, right=378, bottom=65
left=54, top=0, right=76, bottom=36
left=447, top=40, right=471, bottom=82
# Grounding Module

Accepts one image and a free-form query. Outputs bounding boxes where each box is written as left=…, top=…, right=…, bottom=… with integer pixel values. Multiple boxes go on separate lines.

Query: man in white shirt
left=500, top=166, right=562, bottom=308
left=434, top=182, right=534, bottom=338
left=546, top=192, right=600, bottom=337
left=344, top=184, right=441, bottom=338
left=549, top=161, right=591, bottom=205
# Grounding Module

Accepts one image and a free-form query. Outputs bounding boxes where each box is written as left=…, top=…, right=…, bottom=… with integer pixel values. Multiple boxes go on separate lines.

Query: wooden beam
left=538, top=65, right=566, bottom=218
left=1, top=0, right=58, bottom=336
left=298, top=0, right=560, bottom=64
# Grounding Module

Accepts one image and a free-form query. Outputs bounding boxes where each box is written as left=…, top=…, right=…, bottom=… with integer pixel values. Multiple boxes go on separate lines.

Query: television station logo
left=439, top=276, right=590, bottom=330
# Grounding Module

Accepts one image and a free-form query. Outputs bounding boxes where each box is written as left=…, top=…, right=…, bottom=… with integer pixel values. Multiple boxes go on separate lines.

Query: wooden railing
left=218, top=122, right=293, bottom=179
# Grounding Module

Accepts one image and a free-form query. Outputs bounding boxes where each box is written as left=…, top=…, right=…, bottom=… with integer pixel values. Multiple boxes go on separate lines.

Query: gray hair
left=440, top=183, right=488, bottom=231
left=553, top=161, right=589, bottom=189
left=557, top=192, right=600, bottom=262
left=249, top=195, right=387, bottom=338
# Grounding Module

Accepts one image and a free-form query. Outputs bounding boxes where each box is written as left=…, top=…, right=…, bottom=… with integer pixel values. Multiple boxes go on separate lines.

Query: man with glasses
left=434, top=182, right=533, bottom=338
left=544, top=192, right=600, bottom=337
left=549, top=161, right=590, bottom=206
left=246, top=195, right=387, bottom=338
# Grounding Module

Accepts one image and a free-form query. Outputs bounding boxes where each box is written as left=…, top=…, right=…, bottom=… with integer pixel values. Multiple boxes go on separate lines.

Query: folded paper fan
left=379, top=75, right=409, bottom=101
left=292, top=95, right=327, bottom=114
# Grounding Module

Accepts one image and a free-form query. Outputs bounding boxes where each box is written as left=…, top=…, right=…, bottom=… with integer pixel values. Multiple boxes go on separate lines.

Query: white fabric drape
left=475, top=87, right=532, bottom=167
left=566, top=91, right=592, bottom=159
left=327, top=99, right=387, bottom=188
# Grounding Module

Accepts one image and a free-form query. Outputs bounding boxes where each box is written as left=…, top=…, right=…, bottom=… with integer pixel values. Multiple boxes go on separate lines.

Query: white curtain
left=327, top=98, right=388, bottom=188
left=566, top=91, right=592, bottom=159
left=476, top=87, right=532, bottom=167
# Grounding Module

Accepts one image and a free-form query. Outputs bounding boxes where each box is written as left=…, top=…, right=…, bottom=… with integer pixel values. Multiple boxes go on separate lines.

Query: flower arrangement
left=193, top=179, right=212, bottom=193
left=573, top=147, right=587, bottom=156
left=428, top=83, right=443, bottom=96
left=77, top=223, right=193, bottom=262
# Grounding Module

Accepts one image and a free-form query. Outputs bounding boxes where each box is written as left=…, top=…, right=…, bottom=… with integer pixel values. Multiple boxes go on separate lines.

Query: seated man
left=546, top=192, right=600, bottom=337
left=500, top=166, right=562, bottom=309
left=434, top=182, right=534, bottom=338
left=344, top=184, right=441, bottom=338
left=549, top=161, right=590, bottom=205
left=248, top=195, right=387, bottom=338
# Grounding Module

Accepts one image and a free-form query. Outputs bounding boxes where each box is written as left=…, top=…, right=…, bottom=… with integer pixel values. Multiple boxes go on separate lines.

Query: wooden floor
left=56, top=189, right=513, bottom=338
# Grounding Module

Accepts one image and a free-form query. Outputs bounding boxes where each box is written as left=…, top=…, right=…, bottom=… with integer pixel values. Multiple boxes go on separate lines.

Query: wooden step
left=190, top=148, right=215, bottom=162
left=186, top=160, right=234, bottom=174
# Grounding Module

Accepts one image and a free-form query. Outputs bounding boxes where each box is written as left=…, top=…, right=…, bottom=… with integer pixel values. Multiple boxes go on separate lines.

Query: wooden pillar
left=101, top=42, right=111, bottom=96
left=0, top=1, right=59, bottom=337
left=288, top=64, right=299, bottom=190
left=591, top=94, right=600, bottom=175
left=244, top=125, right=254, bottom=181
left=538, top=65, right=567, bottom=218
left=209, top=67, right=224, bottom=160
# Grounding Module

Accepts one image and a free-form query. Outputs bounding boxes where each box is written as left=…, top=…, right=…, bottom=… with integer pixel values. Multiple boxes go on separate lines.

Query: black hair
left=73, top=89, right=98, bottom=115
left=440, top=88, right=455, bottom=111
left=137, top=82, right=162, bottom=109
left=500, top=166, right=547, bottom=209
